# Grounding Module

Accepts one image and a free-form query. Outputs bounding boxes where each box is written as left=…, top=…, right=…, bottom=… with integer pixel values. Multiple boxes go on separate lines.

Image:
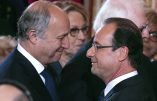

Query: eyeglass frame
left=70, top=25, right=89, bottom=37
left=92, top=43, right=114, bottom=51
left=139, top=24, right=157, bottom=42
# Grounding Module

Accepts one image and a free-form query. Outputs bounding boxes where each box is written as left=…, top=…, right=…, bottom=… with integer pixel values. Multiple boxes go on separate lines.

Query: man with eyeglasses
left=93, top=1, right=157, bottom=97
left=92, top=0, right=157, bottom=96
left=87, top=17, right=156, bottom=101
left=53, top=0, right=156, bottom=101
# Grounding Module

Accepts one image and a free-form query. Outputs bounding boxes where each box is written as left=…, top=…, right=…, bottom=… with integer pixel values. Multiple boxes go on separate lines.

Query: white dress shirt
left=104, top=71, right=138, bottom=96
left=17, top=43, right=45, bottom=83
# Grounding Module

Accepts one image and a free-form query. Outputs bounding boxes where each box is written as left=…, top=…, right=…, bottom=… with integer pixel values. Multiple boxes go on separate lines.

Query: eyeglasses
left=139, top=24, right=157, bottom=42
left=149, top=32, right=157, bottom=42
left=70, top=26, right=88, bottom=37
left=92, top=43, right=114, bottom=51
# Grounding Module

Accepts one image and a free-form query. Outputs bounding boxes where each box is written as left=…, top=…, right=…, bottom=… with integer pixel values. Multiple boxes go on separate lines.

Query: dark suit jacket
left=137, top=55, right=157, bottom=98
left=0, top=48, right=57, bottom=101
left=52, top=37, right=156, bottom=101
left=55, top=39, right=105, bottom=101
left=104, top=75, right=156, bottom=101
left=150, top=60, right=157, bottom=97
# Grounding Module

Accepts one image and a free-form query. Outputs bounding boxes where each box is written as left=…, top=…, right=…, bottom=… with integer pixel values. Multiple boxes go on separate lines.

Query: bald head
left=0, top=84, right=29, bottom=101
left=17, top=0, right=69, bottom=40
left=93, top=0, right=146, bottom=32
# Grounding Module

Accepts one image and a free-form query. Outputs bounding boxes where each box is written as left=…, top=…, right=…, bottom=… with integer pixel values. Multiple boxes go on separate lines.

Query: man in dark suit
left=0, top=1, right=70, bottom=101
left=51, top=38, right=105, bottom=101
left=57, top=0, right=151, bottom=101
left=57, top=38, right=105, bottom=101
left=50, top=1, right=105, bottom=101
left=86, top=17, right=156, bottom=101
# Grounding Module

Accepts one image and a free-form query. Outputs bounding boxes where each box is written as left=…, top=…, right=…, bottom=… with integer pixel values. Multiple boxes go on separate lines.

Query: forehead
left=149, top=24, right=157, bottom=31
left=95, top=23, right=117, bottom=43
left=68, top=11, right=85, bottom=26
left=47, top=6, right=70, bottom=36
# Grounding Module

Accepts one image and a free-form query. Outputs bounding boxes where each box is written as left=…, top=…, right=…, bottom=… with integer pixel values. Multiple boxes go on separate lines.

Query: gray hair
left=17, top=1, right=52, bottom=40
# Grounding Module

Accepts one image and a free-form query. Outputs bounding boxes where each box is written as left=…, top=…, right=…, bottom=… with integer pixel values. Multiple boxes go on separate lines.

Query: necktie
left=104, top=89, right=114, bottom=101
left=41, top=69, right=58, bottom=101
left=99, top=89, right=115, bottom=101
left=98, top=90, right=105, bottom=101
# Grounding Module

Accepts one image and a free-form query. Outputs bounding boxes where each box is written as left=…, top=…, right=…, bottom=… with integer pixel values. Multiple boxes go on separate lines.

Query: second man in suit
left=87, top=17, right=156, bottom=101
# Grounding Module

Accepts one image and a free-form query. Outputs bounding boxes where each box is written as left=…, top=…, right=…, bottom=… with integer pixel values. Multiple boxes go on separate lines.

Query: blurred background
left=0, top=0, right=157, bottom=63
left=0, top=0, right=157, bottom=37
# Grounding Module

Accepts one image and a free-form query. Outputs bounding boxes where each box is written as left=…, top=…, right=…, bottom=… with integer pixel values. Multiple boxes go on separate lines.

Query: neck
left=105, top=62, right=136, bottom=84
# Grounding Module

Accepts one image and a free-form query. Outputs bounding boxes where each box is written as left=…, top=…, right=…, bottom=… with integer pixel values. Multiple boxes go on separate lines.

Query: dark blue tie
left=98, top=89, right=105, bottom=101
left=41, top=69, right=58, bottom=101
left=99, top=89, right=115, bottom=101
left=104, top=89, right=114, bottom=101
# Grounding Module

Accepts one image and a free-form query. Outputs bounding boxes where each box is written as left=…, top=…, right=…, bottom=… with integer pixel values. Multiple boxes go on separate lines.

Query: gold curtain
left=144, top=0, right=157, bottom=11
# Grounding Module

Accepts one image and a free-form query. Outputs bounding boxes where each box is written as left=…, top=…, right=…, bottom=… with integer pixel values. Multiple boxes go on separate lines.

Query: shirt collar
left=104, top=71, right=138, bottom=96
left=17, top=43, right=44, bottom=74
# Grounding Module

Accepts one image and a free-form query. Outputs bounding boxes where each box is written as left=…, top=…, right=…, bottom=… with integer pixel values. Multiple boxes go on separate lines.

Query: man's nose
left=86, top=46, right=95, bottom=58
left=62, top=36, right=69, bottom=49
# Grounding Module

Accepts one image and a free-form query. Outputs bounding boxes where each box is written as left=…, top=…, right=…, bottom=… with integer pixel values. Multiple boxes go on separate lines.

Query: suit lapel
left=105, top=75, right=140, bottom=100
left=15, top=49, right=52, bottom=100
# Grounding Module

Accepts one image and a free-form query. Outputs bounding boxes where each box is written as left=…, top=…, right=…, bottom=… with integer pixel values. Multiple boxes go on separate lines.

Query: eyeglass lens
left=139, top=25, right=157, bottom=42
left=149, top=32, right=157, bottom=42
left=70, top=26, right=88, bottom=37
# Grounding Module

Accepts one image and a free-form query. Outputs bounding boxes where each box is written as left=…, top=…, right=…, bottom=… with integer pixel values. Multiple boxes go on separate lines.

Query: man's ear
left=117, top=46, right=129, bottom=62
left=27, top=30, right=37, bottom=44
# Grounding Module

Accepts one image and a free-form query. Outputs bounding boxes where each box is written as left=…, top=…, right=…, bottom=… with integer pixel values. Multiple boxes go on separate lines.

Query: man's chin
left=50, top=55, right=62, bottom=63
left=91, top=66, right=97, bottom=74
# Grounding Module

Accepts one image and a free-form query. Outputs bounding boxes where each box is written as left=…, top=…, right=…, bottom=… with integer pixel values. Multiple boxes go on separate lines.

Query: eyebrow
left=57, top=32, right=69, bottom=38
left=70, top=24, right=87, bottom=28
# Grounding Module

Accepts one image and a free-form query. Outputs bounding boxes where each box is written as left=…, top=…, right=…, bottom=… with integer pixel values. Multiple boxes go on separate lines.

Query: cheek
left=53, top=40, right=62, bottom=48
left=69, top=36, right=76, bottom=42
left=97, top=52, right=116, bottom=70
left=150, top=45, right=157, bottom=55
left=45, top=41, right=62, bottom=56
left=146, top=42, right=157, bottom=51
left=151, top=43, right=157, bottom=49
left=68, top=37, right=77, bottom=48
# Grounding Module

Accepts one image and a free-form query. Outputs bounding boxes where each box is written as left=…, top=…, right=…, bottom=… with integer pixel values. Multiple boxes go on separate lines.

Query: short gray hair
left=17, top=1, right=52, bottom=40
